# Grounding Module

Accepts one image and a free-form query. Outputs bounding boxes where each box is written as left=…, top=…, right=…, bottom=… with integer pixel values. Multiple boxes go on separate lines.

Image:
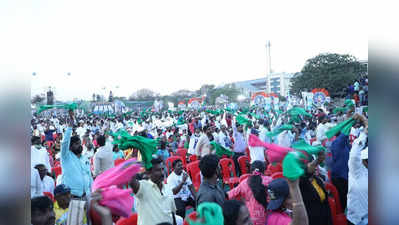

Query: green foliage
left=207, top=84, right=240, bottom=105
left=290, top=53, right=366, bottom=97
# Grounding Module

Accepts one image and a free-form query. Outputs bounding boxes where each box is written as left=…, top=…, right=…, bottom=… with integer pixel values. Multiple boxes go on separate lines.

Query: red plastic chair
left=192, top=171, right=201, bottom=191
left=237, top=155, right=250, bottom=175
left=187, top=160, right=200, bottom=180
left=239, top=174, right=251, bottom=183
left=271, top=172, right=284, bottom=180
left=183, top=211, right=197, bottom=225
left=114, top=158, right=125, bottom=166
left=266, top=163, right=283, bottom=176
left=116, top=213, right=138, bottom=225
left=52, top=166, right=62, bottom=178
left=188, top=155, right=197, bottom=163
left=43, top=192, right=54, bottom=202
left=325, top=182, right=344, bottom=214
left=245, top=147, right=251, bottom=162
left=165, top=156, right=184, bottom=176
left=176, top=148, right=188, bottom=166
left=219, top=158, right=239, bottom=189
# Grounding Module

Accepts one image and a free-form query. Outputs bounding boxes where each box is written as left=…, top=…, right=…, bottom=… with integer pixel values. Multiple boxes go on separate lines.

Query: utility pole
left=266, top=41, right=271, bottom=93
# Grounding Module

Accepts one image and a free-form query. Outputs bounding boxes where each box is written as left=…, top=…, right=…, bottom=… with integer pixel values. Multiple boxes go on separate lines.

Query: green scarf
left=325, top=118, right=356, bottom=139
left=266, top=124, right=293, bottom=137
left=236, top=115, right=252, bottom=127
left=110, top=130, right=158, bottom=169
left=189, top=202, right=224, bottom=225
left=210, top=141, right=233, bottom=157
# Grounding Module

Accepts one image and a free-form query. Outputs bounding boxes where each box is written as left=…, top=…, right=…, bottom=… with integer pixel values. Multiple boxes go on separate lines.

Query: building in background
left=229, top=72, right=295, bottom=98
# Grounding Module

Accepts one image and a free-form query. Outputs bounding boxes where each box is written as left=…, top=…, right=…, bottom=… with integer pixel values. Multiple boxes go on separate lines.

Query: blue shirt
left=113, top=151, right=124, bottom=160
left=330, top=133, right=351, bottom=180
left=61, top=127, right=93, bottom=197
left=44, top=129, right=56, bottom=141
left=156, top=149, right=170, bottom=161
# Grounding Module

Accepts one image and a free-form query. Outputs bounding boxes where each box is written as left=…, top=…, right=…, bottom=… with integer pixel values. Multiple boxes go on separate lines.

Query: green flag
left=325, top=118, right=356, bottom=139
left=266, top=124, right=293, bottom=137
left=210, top=141, right=233, bottom=157
left=111, top=130, right=158, bottom=169
left=188, top=202, right=224, bottom=225
left=291, top=139, right=325, bottom=155
left=282, top=150, right=312, bottom=180
left=236, top=115, right=252, bottom=127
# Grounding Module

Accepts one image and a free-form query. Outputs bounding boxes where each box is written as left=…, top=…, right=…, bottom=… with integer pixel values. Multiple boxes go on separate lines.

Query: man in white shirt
left=316, top=115, right=330, bottom=143
left=93, top=135, right=114, bottom=177
left=347, top=114, right=368, bottom=225
left=31, top=136, right=51, bottom=171
left=217, top=125, right=229, bottom=149
left=31, top=168, right=43, bottom=198
left=188, top=128, right=201, bottom=155
left=167, top=159, right=196, bottom=218
left=34, top=164, right=55, bottom=195
left=195, top=126, right=213, bottom=158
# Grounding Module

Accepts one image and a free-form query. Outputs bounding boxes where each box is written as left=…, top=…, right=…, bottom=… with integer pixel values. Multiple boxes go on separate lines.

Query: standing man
left=196, top=154, right=225, bottom=207
left=93, top=135, right=114, bottom=177
left=129, top=156, right=178, bottom=225
left=61, top=110, right=93, bottom=199
left=232, top=118, right=247, bottom=176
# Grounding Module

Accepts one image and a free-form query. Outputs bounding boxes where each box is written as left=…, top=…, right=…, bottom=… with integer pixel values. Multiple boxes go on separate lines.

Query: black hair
left=160, top=141, right=167, bottom=149
left=31, top=136, right=41, bottom=145
left=199, top=154, right=219, bottom=178
left=31, top=196, right=53, bottom=214
left=112, top=145, right=119, bottom=152
left=156, top=223, right=172, bottom=225
left=172, top=159, right=183, bottom=168
left=70, top=135, right=80, bottom=145
left=96, top=135, right=106, bottom=147
left=248, top=161, right=268, bottom=210
left=222, top=200, right=245, bottom=225
left=147, top=157, right=163, bottom=171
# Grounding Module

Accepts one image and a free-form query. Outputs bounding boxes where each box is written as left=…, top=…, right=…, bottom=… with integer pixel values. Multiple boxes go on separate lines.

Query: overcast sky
left=2, top=0, right=367, bottom=101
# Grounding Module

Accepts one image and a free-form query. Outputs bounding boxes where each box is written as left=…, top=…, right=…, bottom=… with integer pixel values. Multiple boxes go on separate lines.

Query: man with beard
left=129, top=156, right=178, bottom=225
left=60, top=110, right=93, bottom=199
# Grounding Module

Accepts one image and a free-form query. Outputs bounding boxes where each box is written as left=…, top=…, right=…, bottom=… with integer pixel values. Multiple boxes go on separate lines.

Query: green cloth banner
left=210, top=141, right=233, bottom=157
left=266, top=124, right=293, bottom=137
left=188, top=202, right=224, bottom=225
left=37, top=103, right=78, bottom=114
left=111, top=129, right=158, bottom=169
left=325, top=118, right=356, bottom=139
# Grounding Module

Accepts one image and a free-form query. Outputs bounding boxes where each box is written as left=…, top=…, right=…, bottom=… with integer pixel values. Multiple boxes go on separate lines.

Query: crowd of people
left=31, top=90, right=368, bottom=225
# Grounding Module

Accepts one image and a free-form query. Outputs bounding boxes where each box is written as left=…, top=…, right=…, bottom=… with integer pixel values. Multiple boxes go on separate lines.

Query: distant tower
left=109, top=91, right=113, bottom=102
left=265, top=41, right=272, bottom=92
left=47, top=87, right=54, bottom=105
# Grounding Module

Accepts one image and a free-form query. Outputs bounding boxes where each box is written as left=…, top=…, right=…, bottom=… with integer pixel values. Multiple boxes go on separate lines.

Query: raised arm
left=60, top=110, right=74, bottom=160
left=287, top=179, right=309, bottom=225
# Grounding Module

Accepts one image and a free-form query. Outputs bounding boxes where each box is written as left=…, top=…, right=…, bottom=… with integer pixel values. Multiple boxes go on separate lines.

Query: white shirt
left=76, top=126, right=86, bottom=138
left=217, top=131, right=228, bottom=148
left=347, top=132, right=368, bottom=224
left=31, top=145, right=51, bottom=171
left=41, top=175, right=55, bottom=194
left=31, top=169, right=43, bottom=198
left=316, top=123, right=329, bottom=142
left=277, top=130, right=294, bottom=148
left=248, top=145, right=265, bottom=163
left=259, top=126, right=270, bottom=143
left=188, top=134, right=200, bottom=155
left=167, top=171, right=193, bottom=201
left=93, top=146, right=114, bottom=177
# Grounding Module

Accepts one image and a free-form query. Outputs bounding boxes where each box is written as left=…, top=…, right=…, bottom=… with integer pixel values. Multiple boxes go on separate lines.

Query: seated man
left=53, top=184, right=73, bottom=224
left=167, top=159, right=196, bottom=218
left=35, top=164, right=55, bottom=195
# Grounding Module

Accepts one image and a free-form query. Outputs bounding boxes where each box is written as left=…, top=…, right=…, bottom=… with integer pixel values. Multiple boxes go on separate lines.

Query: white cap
left=361, top=147, right=368, bottom=159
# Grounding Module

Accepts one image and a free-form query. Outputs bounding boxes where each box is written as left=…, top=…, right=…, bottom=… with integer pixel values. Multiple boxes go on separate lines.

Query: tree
left=290, top=53, right=367, bottom=97
left=31, top=94, right=44, bottom=104
left=129, top=88, right=160, bottom=101
left=208, top=84, right=240, bottom=105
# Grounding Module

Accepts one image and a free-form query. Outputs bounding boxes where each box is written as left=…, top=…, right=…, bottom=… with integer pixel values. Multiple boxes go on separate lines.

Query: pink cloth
left=92, top=158, right=141, bottom=218
left=248, top=134, right=293, bottom=163
left=266, top=211, right=292, bottom=225
left=228, top=175, right=272, bottom=225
